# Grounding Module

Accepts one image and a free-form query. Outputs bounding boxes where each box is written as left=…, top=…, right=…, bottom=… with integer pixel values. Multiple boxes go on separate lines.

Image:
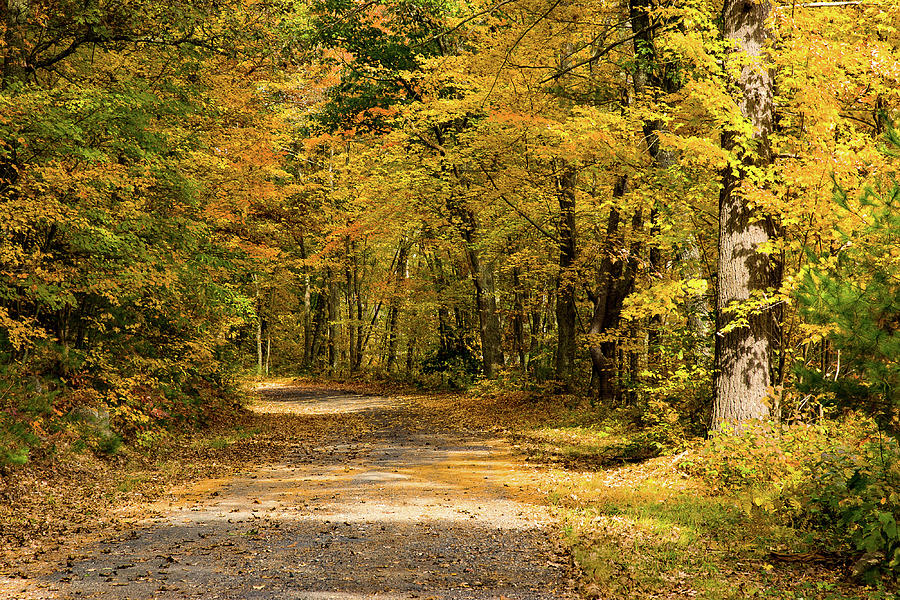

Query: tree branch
left=478, top=162, right=560, bottom=243
left=539, top=25, right=658, bottom=84
left=29, top=30, right=223, bottom=72
left=412, top=0, right=519, bottom=49
left=481, top=0, right=565, bottom=106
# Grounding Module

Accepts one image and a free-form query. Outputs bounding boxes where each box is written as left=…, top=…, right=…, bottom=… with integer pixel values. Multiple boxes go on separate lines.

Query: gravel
left=39, top=385, right=578, bottom=600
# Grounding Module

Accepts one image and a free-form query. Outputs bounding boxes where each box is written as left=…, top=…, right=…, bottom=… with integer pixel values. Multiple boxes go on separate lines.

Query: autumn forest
left=2, top=0, right=900, bottom=593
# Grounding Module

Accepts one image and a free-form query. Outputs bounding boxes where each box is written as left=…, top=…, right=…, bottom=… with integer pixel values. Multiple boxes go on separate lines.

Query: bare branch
left=539, top=25, right=658, bottom=84
left=478, top=163, right=560, bottom=243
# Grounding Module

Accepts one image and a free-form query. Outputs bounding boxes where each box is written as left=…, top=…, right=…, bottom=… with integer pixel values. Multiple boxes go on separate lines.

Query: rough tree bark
left=713, top=0, right=776, bottom=428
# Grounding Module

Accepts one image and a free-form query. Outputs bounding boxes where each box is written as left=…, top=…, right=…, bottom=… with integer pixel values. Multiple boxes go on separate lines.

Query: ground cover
left=1, top=379, right=896, bottom=599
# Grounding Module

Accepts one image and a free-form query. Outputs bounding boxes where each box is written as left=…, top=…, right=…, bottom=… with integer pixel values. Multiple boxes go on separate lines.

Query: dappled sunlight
left=44, top=386, right=574, bottom=599
left=251, top=384, right=400, bottom=415
left=142, top=435, right=552, bottom=531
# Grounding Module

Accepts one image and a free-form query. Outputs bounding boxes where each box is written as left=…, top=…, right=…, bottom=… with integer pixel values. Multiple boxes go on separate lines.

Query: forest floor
left=0, top=382, right=576, bottom=600
left=0, top=380, right=894, bottom=600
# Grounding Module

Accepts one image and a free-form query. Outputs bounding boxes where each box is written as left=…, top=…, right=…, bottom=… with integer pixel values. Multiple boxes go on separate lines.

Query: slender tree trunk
left=326, top=272, right=338, bottom=374
left=588, top=177, right=642, bottom=402
left=345, top=239, right=358, bottom=372
left=530, top=306, right=542, bottom=371
left=630, top=0, right=682, bottom=362
left=679, top=241, right=713, bottom=358
left=386, top=239, right=409, bottom=372
left=256, top=315, right=264, bottom=378
left=266, top=288, right=275, bottom=375
left=713, top=0, right=776, bottom=428
left=2, top=0, right=29, bottom=87
left=406, top=330, right=416, bottom=373
left=253, top=275, right=264, bottom=377
left=554, top=160, right=578, bottom=384
left=302, top=278, right=313, bottom=368
left=455, top=208, right=504, bottom=379
left=589, top=185, right=622, bottom=399
left=355, top=286, right=364, bottom=372
left=468, top=245, right=504, bottom=378
left=424, top=248, right=455, bottom=356
left=512, top=265, right=527, bottom=370
left=309, top=292, right=325, bottom=367
left=298, top=235, right=313, bottom=369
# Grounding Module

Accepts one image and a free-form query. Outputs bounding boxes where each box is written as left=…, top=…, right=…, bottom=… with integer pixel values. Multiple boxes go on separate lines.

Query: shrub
left=793, top=433, right=900, bottom=580
left=796, top=127, right=900, bottom=436
left=684, top=416, right=900, bottom=579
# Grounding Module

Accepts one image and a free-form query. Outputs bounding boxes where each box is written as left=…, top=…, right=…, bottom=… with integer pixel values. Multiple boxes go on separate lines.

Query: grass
left=201, top=426, right=261, bottom=450
left=510, top=414, right=899, bottom=600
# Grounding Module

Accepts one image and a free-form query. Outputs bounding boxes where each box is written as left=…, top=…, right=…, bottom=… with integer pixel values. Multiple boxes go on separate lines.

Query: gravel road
left=36, top=385, right=577, bottom=600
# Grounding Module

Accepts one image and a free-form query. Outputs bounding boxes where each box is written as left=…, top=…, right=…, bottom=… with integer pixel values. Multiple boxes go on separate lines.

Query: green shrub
left=796, top=127, right=900, bottom=436
left=684, top=416, right=900, bottom=579
left=793, top=433, right=900, bottom=580
left=683, top=421, right=829, bottom=492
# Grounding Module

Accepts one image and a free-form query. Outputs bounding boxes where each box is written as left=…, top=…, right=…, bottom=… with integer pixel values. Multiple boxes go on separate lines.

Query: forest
left=2, top=0, right=900, bottom=594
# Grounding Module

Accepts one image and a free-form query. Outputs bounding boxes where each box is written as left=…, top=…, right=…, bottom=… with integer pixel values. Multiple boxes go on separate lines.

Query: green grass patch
left=515, top=414, right=898, bottom=600
left=200, top=426, right=261, bottom=451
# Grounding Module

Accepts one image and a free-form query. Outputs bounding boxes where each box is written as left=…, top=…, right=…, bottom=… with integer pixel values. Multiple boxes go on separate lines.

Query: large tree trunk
left=712, top=0, right=776, bottom=428
left=554, top=160, right=578, bottom=384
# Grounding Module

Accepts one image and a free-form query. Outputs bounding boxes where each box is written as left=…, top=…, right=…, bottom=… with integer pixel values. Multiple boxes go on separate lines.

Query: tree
left=797, top=130, right=900, bottom=435
left=712, top=0, right=777, bottom=428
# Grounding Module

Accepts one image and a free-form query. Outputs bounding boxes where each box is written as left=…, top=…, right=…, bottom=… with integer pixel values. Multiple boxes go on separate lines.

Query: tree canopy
left=1, top=0, right=898, bottom=471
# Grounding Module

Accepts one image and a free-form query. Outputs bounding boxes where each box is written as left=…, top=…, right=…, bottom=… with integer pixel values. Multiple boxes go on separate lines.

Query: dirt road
left=29, top=384, right=576, bottom=600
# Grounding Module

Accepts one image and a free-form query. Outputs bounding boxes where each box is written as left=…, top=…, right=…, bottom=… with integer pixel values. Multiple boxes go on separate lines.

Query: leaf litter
left=1, top=381, right=578, bottom=599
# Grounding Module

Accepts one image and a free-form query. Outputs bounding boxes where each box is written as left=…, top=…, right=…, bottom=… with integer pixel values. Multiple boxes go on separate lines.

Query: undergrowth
left=0, top=354, right=244, bottom=470
left=512, top=401, right=899, bottom=599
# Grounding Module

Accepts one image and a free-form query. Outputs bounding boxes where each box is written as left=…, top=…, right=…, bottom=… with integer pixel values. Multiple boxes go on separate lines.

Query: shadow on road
left=42, top=384, right=575, bottom=600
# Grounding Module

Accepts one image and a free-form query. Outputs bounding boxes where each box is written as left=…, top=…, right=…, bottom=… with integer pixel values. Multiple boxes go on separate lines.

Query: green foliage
left=421, top=342, right=481, bottom=389
left=796, top=131, right=900, bottom=435
left=685, top=417, right=900, bottom=579
left=0, top=417, right=35, bottom=466
left=307, top=0, right=451, bottom=131
left=0, top=0, right=276, bottom=465
left=0, top=358, right=59, bottom=466
left=622, top=398, right=686, bottom=458
left=684, top=422, right=832, bottom=492
left=795, top=434, right=900, bottom=581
